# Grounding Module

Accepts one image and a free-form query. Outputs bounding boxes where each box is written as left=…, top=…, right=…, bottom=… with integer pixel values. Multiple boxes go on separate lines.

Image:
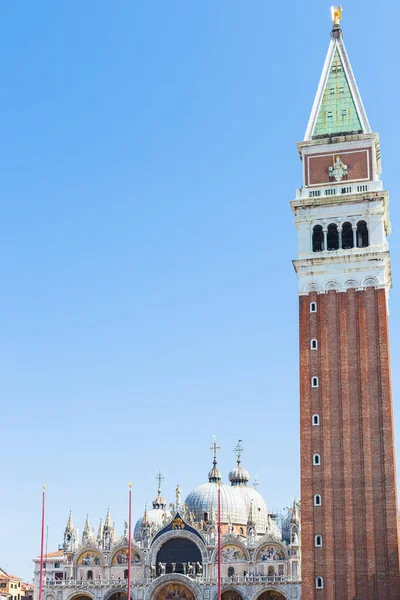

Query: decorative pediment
left=152, top=513, right=205, bottom=545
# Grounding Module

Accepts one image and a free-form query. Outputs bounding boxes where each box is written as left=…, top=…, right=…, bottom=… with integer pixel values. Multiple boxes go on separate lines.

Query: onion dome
left=229, top=462, right=250, bottom=486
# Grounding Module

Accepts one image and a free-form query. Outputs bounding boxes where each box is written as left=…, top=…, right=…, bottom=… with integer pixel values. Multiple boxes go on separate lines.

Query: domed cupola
left=208, top=456, right=222, bottom=483
left=229, top=440, right=270, bottom=535
left=229, top=440, right=250, bottom=486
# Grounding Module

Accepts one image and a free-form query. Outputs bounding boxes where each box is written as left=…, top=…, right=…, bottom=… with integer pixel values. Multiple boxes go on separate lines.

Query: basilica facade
left=33, top=448, right=301, bottom=600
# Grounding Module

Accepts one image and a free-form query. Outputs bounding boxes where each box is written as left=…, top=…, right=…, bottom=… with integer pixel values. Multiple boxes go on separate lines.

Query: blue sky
left=1, top=0, right=399, bottom=582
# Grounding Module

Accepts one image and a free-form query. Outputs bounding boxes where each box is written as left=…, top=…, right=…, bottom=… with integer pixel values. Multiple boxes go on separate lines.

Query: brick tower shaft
left=292, top=11, right=400, bottom=599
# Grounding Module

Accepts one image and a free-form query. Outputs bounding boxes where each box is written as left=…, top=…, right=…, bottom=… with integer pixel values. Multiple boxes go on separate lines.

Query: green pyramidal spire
left=304, top=23, right=371, bottom=141
left=313, top=49, right=362, bottom=137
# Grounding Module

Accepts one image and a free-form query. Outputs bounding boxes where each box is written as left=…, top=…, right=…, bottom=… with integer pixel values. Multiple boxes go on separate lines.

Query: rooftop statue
left=331, top=5, right=343, bottom=26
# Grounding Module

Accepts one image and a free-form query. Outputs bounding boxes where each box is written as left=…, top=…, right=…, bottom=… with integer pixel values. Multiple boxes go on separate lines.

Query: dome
left=185, top=482, right=248, bottom=524
left=134, top=507, right=169, bottom=541
left=231, top=485, right=269, bottom=534
left=229, top=462, right=250, bottom=486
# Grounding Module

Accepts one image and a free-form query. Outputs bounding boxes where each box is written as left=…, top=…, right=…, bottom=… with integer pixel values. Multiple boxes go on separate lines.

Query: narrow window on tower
left=311, top=376, right=319, bottom=388
left=313, top=454, right=321, bottom=466
left=315, top=535, right=323, bottom=547
left=316, top=577, right=324, bottom=590
left=311, top=339, right=318, bottom=350
left=124, top=570, right=128, bottom=580
left=310, top=302, right=317, bottom=313
left=312, top=414, right=320, bottom=426
left=314, top=494, right=322, bottom=506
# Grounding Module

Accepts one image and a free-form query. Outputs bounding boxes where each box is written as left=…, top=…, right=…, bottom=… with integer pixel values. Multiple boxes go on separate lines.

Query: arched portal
left=221, top=592, right=243, bottom=600
left=156, top=538, right=202, bottom=575
left=257, top=592, right=287, bottom=600
left=155, top=583, right=195, bottom=600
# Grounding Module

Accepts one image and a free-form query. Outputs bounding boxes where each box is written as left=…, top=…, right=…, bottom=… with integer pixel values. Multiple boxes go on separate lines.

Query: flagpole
left=127, top=483, right=132, bottom=600
left=39, top=485, right=46, bottom=600
left=217, top=480, right=221, bottom=600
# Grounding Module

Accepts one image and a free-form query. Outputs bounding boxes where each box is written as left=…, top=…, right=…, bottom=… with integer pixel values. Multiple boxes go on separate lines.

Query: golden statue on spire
left=331, top=5, right=343, bottom=26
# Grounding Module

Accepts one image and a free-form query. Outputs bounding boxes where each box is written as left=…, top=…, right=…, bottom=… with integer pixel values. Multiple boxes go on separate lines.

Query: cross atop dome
left=234, top=439, right=244, bottom=464
left=153, top=471, right=166, bottom=509
left=156, top=470, right=165, bottom=494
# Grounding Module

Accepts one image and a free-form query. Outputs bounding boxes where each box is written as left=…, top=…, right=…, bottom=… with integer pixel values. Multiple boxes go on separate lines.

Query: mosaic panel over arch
left=257, top=545, right=285, bottom=561
left=221, top=545, right=246, bottom=562
left=155, top=583, right=194, bottom=600
left=112, top=548, right=141, bottom=565
left=77, top=551, right=102, bottom=566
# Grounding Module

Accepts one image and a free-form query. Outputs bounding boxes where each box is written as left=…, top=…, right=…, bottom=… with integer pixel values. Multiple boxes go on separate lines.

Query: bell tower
left=292, top=7, right=400, bottom=599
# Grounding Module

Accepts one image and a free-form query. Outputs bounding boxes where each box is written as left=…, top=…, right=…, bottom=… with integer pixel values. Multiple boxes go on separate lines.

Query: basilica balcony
left=44, top=575, right=299, bottom=588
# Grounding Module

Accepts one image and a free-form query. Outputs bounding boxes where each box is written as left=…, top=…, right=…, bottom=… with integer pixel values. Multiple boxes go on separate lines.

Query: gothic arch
left=251, top=588, right=289, bottom=600
left=144, top=573, right=203, bottom=600
left=210, top=538, right=250, bottom=562
left=149, top=530, right=208, bottom=567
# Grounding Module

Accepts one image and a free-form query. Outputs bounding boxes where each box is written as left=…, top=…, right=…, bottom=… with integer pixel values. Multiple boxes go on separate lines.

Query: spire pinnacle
left=97, top=518, right=103, bottom=542
left=65, top=510, right=74, bottom=532
left=104, top=508, right=112, bottom=529
left=304, top=10, right=371, bottom=141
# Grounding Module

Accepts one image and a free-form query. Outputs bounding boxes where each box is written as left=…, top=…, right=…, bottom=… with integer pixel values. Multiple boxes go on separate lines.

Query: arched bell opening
left=327, top=223, right=339, bottom=250
left=312, top=225, right=324, bottom=252
left=357, top=220, right=369, bottom=247
left=341, top=221, right=354, bottom=249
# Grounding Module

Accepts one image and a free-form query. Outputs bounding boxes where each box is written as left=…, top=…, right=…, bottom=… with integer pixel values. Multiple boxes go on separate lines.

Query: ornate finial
left=253, top=475, right=259, bottom=488
left=129, top=482, right=132, bottom=489
left=233, top=439, right=244, bottom=464
left=331, top=5, right=343, bottom=27
left=155, top=471, right=164, bottom=493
